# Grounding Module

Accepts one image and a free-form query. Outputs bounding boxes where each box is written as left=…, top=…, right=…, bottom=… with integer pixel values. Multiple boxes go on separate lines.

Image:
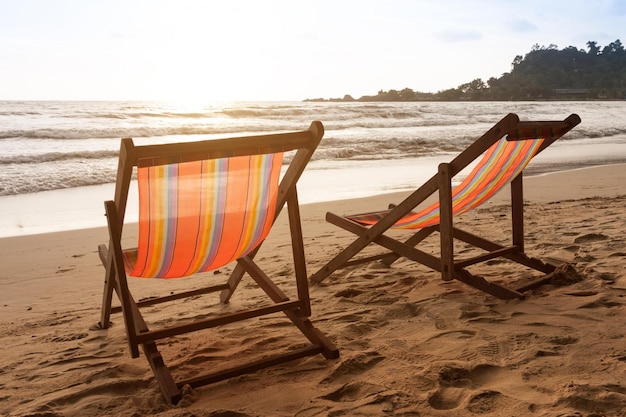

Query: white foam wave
left=0, top=159, right=117, bottom=196
left=1, top=100, right=625, bottom=198
left=0, top=150, right=119, bottom=165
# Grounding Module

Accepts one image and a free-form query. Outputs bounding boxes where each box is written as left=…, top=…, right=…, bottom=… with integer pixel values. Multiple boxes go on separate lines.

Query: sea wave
left=0, top=139, right=452, bottom=168
left=0, top=150, right=120, bottom=165
left=65, top=111, right=213, bottom=120
left=2, top=120, right=616, bottom=142
left=0, top=159, right=117, bottom=196
left=1, top=100, right=626, bottom=197
left=314, top=137, right=464, bottom=161
left=0, top=124, right=285, bottom=140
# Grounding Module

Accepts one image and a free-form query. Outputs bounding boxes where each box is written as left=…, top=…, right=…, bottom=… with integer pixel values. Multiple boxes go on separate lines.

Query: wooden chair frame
left=311, top=113, right=581, bottom=300
left=98, top=121, right=338, bottom=404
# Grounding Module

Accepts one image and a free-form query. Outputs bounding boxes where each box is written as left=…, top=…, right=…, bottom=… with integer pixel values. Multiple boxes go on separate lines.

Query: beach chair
left=98, top=121, right=338, bottom=404
left=311, top=113, right=581, bottom=300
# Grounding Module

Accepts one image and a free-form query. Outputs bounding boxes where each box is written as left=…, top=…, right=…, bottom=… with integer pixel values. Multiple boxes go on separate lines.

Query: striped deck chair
left=98, top=121, right=338, bottom=404
left=311, top=113, right=581, bottom=300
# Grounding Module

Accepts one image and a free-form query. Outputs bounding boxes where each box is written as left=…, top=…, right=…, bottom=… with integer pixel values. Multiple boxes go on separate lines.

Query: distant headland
left=305, top=40, right=626, bottom=102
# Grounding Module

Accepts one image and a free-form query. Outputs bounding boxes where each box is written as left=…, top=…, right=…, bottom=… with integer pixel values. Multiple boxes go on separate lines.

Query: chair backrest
left=345, top=114, right=581, bottom=230
left=109, top=122, right=324, bottom=279
left=389, top=135, right=544, bottom=229
left=125, top=153, right=283, bottom=278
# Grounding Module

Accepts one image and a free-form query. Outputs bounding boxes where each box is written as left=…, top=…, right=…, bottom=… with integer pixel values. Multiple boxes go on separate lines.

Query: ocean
left=1, top=100, right=625, bottom=237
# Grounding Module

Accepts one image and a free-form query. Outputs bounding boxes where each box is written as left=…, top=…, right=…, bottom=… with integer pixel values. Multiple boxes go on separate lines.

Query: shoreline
left=1, top=154, right=625, bottom=238
left=0, top=155, right=626, bottom=239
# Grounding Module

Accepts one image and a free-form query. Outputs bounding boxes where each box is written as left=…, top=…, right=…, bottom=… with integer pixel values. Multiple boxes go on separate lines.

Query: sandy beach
left=1, top=163, right=625, bottom=417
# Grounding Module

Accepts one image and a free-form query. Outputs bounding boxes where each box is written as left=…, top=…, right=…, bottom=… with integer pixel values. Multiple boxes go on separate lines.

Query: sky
left=0, top=0, right=624, bottom=102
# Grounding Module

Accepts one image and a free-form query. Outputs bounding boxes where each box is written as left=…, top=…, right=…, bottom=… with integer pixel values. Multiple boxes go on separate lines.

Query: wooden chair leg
left=438, top=163, right=454, bottom=281
left=98, top=244, right=115, bottom=329
left=287, top=190, right=312, bottom=317
left=138, top=315, right=181, bottom=404
left=511, top=174, right=525, bottom=251
left=454, top=269, right=525, bottom=300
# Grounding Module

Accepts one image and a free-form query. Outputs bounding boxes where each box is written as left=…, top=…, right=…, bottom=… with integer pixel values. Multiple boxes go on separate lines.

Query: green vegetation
left=306, top=40, right=626, bottom=101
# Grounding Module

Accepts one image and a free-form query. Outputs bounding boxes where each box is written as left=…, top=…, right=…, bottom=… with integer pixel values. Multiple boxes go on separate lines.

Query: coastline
left=2, top=151, right=625, bottom=238
left=1, top=162, right=625, bottom=416
left=3, top=100, right=626, bottom=239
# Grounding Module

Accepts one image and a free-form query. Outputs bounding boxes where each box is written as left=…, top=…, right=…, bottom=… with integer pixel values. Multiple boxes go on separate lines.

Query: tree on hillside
left=307, top=40, right=626, bottom=102
left=445, top=40, right=624, bottom=100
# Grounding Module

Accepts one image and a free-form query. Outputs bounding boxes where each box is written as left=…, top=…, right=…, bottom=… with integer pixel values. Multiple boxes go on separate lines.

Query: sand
left=1, top=164, right=625, bottom=417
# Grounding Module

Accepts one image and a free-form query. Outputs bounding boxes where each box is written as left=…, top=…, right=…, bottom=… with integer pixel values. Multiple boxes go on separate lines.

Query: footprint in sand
left=557, top=383, right=626, bottom=415
left=426, top=312, right=447, bottom=330
left=382, top=302, right=422, bottom=320
left=427, top=387, right=466, bottom=410
left=427, top=364, right=522, bottom=412
left=466, top=390, right=506, bottom=413
left=50, top=332, right=89, bottom=342
left=573, top=233, right=609, bottom=243
left=321, top=351, right=385, bottom=384
left=578, top=296, right=623, bottom=309
left=321, top=381, right=383, bottom=402
left=334, top=288, right=364, bottom=298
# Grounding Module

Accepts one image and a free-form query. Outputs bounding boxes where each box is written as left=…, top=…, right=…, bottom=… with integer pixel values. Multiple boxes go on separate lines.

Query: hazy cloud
left=510, top=19, right=537, bottom=33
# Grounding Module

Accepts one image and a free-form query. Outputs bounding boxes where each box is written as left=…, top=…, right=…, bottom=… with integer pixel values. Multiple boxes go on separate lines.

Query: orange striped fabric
left=123, top=153, right=283, bottom=278
left=346, top=136, right=544, bottom=229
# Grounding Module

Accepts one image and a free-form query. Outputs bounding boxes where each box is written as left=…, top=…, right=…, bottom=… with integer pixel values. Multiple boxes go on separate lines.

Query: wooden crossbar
left=134, top=129, right=318, bottom=167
